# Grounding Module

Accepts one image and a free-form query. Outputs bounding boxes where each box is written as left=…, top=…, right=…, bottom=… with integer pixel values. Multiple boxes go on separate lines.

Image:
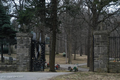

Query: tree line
left=1, top=0, right=120, bottom=72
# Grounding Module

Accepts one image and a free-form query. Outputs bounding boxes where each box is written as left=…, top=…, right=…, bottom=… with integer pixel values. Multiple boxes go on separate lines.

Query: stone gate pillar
left=94, top=31, right=109, bottom=72
left=16, top=33, right=32, bottom=71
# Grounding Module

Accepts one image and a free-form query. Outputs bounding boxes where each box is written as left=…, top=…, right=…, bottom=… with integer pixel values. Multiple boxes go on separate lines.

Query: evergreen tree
left=0, top=3, right=10, bottom=35
left=0, top=3, right=16, bottom=38
left=0, top=3, right=16, bottom=62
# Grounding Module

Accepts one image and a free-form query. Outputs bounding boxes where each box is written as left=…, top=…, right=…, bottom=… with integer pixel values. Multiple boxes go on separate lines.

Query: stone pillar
left=16, top=33, right=32, bottom=71
left=94, top=31, right=109, bottom=72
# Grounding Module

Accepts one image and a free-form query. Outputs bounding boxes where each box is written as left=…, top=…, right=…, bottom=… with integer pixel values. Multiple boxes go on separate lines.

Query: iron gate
left=30, top=40, right=45, bottom=71
left=108, top=37, right=120, bottom=72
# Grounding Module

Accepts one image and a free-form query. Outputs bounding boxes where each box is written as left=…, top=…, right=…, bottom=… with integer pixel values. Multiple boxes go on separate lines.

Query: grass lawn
left=45, top=53, right=87, bottom=64
left=49, top=72, right=120, bottom=80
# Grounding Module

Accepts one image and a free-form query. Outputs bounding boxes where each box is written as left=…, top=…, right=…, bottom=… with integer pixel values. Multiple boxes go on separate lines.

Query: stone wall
left=109, top=62, right=120, bottom=73
left=94, top=31, right=109, bottom=72
left=0, top=65, right=17, bottom=71
left=16, top=33, right=32, bottom=71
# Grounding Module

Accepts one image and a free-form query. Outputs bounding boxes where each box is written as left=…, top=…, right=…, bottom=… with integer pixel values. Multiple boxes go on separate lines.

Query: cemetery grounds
left=46, top=53, right=120, bottom=80
left=1, top=53, right=120, bottom=80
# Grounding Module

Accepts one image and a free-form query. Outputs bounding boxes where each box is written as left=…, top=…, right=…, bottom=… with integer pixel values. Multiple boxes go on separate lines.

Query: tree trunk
left=74, top=50, right=76, bottom=60
left=50, top=30, right=56, bottom=72
left=67, top=36, right=69, bottom=58
left=68, top=28, right=72, bottom=64
left=59, top=35, right=61, bottom=53
left=89, top=29, right=94, bottom=71
left=65, top=36, right=67, bottom=63
left=80, top=46, right=82, bottom=56
left=89, top=10, right=97, bottom=71
left=74, top=42, right=77, bottom=60
left=1, top=43, right=3, bottom=63
left=85, top=38, right=87, bottom=55
left=87, top=26, right=91, bottom=67
left=49, top=0, right=57, bottom=72
left=49, top=33, right=52, bottom=65
left=56, top=35, right=59, bottom=54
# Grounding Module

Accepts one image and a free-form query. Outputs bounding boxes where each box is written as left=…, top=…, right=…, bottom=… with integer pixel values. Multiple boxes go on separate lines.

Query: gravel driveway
left=0, top=72, right=72, bottom=80
left=60, top=63, right=89, bottom=72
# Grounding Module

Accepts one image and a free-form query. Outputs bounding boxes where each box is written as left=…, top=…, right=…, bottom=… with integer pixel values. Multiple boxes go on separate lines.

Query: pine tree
left=0, top=3, right=16, bottom=62
left=0, top=3, right=10, bottom=34
left=0, top=3, right=16, bottom=38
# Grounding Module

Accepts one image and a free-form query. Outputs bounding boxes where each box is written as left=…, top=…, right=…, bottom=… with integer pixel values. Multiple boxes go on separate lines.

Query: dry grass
left=2, top=53, right=87, bottom=65
left=49, top=72, right=120, bottom=80
left=44, top=68, right=69, bottom=72
left=3, top=53, right=87, bottom=64
left=45, top=53, right=87, bottom=64
left=78, top=65, right=89, bottom=69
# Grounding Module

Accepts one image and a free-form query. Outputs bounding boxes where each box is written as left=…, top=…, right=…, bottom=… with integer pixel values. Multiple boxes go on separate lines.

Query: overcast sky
left=8, top=0, right=120, bottom=22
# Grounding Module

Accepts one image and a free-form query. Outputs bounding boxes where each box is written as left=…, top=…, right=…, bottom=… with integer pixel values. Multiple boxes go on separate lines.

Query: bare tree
left=82, top=0, right=120, bottom=71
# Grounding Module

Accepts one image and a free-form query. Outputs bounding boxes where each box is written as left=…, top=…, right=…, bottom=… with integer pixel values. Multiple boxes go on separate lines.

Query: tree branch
left=7, top=14, right=19, bottom=18
left=109, top=22, right=120, bottom=34
left=12, top=0, right=19, bottom=11
left=98, top=9, right=120, bottom=24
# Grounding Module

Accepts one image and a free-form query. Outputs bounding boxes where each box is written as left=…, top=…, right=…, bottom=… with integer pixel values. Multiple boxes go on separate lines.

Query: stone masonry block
left=94, top=31, right=108, bottom=72
left=16, top=33, right=32, bottom=71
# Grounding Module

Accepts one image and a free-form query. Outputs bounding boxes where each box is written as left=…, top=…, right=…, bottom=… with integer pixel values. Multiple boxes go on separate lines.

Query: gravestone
left=94, top=31, right=109, bottom=72
left=16, top=33, right=32, bottom=71
left=9, top=57, right=13, bottom=64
